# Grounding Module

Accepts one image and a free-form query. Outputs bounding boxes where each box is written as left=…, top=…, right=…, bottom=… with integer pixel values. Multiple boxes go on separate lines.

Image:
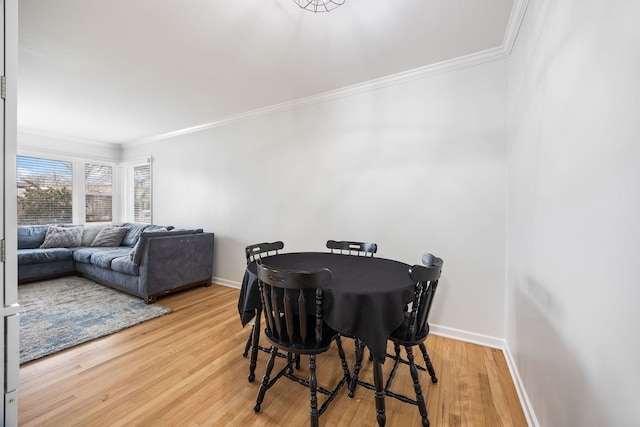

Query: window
left=122, top=160, right=152, bottom=224
left=17, top=155, right=117, bottom=225
left=16, top=154, right=151, bottom=226
left=17, top=156, right=73, bottom=225
left=85, top=164, right=113, bottom=222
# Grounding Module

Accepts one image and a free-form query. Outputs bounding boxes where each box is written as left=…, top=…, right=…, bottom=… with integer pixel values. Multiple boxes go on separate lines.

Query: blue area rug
left=18, top=276, right=172, bottom=364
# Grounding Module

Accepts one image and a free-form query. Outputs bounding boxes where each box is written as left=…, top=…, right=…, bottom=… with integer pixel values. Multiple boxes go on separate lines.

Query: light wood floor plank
left=19, top=284, right=527, bottom=426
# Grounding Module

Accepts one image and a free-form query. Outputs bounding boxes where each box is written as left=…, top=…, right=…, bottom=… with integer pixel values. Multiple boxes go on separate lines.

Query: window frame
left=119, top=157, right=152, bottom=225
left=84, top=163, right=114, bottom=223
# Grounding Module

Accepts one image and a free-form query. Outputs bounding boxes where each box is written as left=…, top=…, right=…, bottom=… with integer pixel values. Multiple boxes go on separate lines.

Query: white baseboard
left=502, top=343, right=539, bottom=427
left=213, top=277, right=241, bottom=289
left=429, top=324, right=505, bottom=349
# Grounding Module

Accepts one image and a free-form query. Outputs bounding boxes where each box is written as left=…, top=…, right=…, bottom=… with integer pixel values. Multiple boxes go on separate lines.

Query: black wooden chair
left=348, top=255, right=443, bottom=427
left=327, top=239, right=378, bottom=363
left=326, top=240, right=377, bottom=257
left=254, top=264, right=350, bottom=427
left=243, top=241, right=285, bottom=382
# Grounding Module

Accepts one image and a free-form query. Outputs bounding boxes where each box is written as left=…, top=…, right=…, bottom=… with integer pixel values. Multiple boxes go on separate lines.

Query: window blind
left=17, top=156, right=73, bottom=225
left=85, top=164, right=113, bottom=223
left=122, top=161, right=152, bottom=224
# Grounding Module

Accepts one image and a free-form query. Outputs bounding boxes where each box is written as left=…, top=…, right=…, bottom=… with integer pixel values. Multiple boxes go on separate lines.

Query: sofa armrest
left=137, top=232, right=214, bottom=296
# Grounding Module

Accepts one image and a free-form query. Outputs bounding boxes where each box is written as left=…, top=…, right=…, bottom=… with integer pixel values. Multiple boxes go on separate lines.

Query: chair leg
left=287, top=353, right=295, bottom=374
left=419, top=342, right=438, bottom=384
left=348, top=338, right=365, bottom=398
left=335, top=336, right=351, bottom=379
left=373, top=359, right=387, bottom=427
left=406, top=346, right=429, bottom=427
left=309, top=354, right=319, bottom=427
left=248, top=313, right=262, bottom=382
left=254, top=346, right=278, bottom=412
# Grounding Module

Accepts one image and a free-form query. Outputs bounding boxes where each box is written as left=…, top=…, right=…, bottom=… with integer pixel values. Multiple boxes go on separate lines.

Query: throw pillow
left=114, top=223, right=149, bottom=247
left=129, top=227, right=168, bottom=261
left=91, top=226, right=129, bottom=247
left=40, top=225, right=84, bottom=248
left=81, top=223, right=110, bottom=246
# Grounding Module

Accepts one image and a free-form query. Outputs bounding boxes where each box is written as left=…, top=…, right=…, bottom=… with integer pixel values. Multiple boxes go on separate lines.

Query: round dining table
left=238, top=252, right=417, bottom=426
left=239, top=252, right=416, bottom=361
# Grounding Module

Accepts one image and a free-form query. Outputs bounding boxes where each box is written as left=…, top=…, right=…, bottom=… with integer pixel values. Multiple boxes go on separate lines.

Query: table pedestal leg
left=248, top=308, right=261, bottom=382
left=373, top=359, right=386, bottom=426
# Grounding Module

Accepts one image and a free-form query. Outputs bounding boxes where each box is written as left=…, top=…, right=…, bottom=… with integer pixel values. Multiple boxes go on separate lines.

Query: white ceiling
left=18, top=0, right=515, bottom=145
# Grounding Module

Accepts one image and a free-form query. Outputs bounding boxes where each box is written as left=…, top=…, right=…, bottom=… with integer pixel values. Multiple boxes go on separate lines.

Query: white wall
left=507, top=0, right=640, bottom=425
left=123, top=59, right=508, bottom=339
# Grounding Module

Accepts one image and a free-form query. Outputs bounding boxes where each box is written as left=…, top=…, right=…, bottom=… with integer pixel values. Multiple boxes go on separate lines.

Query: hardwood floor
left=19, top=284, right=527, bottom=426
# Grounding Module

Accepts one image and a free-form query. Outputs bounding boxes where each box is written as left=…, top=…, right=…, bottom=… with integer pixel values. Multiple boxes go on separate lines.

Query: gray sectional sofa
left=17, top=223, right=215, bottom=303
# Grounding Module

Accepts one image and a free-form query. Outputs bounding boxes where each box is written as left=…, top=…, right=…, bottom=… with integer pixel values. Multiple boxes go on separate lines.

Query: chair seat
left=265, top=315, right=338, bottom=355
left=390, top=312, right=430, bottom=345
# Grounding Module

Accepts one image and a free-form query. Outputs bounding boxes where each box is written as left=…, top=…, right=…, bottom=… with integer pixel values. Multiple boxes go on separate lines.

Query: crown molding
left=126, top=45, right=511, bottom=147
left=18, top=145, right=117, bottom=164
left=18, top=126, right=119, bottom=148
left=126, top=0, right=530, bottom=147
left=34, top=0, right=530, bottom=149
left=503, top=0, right=529, bottom=55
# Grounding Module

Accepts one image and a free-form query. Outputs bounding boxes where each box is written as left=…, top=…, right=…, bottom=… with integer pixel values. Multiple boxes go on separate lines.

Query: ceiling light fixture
left=293, top=0, right=346, bottom=13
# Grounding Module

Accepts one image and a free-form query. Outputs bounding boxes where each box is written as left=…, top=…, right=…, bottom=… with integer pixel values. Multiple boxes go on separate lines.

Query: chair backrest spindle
left=245, top=241, right=285, bottom=265
left=326, top=240, right=377, bottom=257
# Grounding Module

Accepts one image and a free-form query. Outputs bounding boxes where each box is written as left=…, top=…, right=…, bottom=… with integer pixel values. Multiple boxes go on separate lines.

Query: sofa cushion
left=111, top=256, right=140, bottom=276
left=18, top=247, right=73, bottom=265
left=18, top=225, right=49, bottom=249
left=40, top=225, right=84, bottom=248
left=90, top=248, right=133, bottom=269
left=73, top=247, right=115, bottom=264
left=91, top=226, right=128, bottom=247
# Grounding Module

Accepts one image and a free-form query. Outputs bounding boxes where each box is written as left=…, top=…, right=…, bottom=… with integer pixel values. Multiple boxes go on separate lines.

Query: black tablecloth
left=238, top=252, right=416, bottom=361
